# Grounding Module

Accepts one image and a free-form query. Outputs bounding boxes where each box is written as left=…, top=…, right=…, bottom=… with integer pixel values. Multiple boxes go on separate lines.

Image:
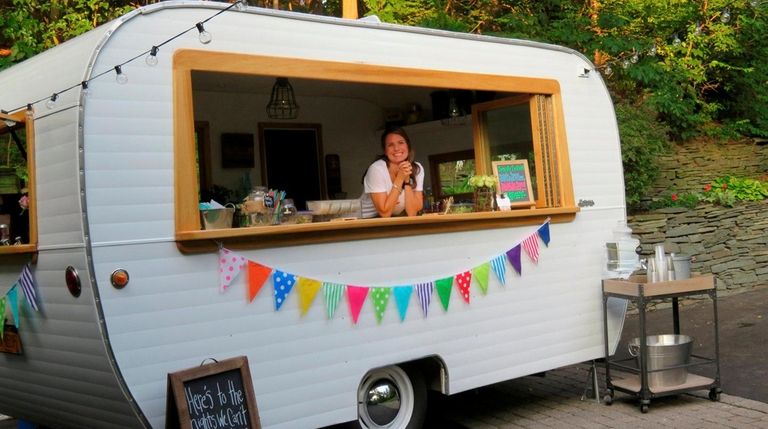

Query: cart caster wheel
left=709, top=388, right=721, bottom=401
left=603, top=394, right=613, bottom=405
left=640, top=404, right=649, bottom=413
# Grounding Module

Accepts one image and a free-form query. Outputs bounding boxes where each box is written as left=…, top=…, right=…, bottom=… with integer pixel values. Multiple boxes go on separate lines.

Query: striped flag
left=415, top=282, right=433, bottom=317
left=323, top=283, right=345, bottom=319
left=490, top=254, right=507, bottom=285
left=522, top=234, right=540, bottom=263
left=19, top=264, right=39, bottom=311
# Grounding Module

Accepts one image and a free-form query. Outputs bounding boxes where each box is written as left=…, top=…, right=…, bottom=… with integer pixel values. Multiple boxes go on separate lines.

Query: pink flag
left=347, top=286, right=369, bottom=324
left=522, top=234, right=540, bottom=263
left=219, top=248, right=246, bottom=292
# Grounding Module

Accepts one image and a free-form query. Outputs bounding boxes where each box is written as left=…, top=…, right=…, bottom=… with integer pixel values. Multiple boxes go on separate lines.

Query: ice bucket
left=200, top=207, right=235, bottom=230
left=629, top=334, right=693, bottom=388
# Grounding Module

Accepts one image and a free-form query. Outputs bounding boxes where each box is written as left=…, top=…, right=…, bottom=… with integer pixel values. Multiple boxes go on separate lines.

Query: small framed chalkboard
left=492, top=160, right=535, bottom=208
left=166, top=356, right=260, bottom=429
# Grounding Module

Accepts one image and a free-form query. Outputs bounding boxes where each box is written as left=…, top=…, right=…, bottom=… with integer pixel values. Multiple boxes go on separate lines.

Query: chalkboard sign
left=492, top=160, right=535, bottom=208
left=166, top=356, right=260, bottom=429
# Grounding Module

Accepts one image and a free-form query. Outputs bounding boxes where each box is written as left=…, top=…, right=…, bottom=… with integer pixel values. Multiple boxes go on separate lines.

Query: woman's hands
left=396, top=161, right=413, bottom=185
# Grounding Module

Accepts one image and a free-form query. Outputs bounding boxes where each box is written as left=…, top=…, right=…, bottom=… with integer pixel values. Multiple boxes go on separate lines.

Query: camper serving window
left=0, top=110, right=36, bottom=254
left=173, top=50, right=577, bottom=251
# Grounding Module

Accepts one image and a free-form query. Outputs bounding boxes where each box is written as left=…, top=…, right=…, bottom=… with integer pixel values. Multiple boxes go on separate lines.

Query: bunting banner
left=247, top=261, right=272, bottom=303
left=7, top=287, right=19, bottom=328
left=347, top=286, right=369, bottom=324
left=522, top=234, right=540, bottom=263
left=538, top=222, right=551, bottom=246
left=370, top=287, right=391, bottom=324
left=456, top=271, right=472, bottom=304
left=393, top=286, right=412, bottom=322
left=472, top=263, right=490, bottom=295
left=211, top=218, right=551, bottom=325
left=297, top=277, right=322, bottom=316
left=506, top=245, right=522, bottom=275
left=19, top=264, right=38, bottom=311
left=323, top=283, right=345, bottom=319
left=435, top=277, right=453, bottom=311
left=490, top=255, right=507, bottom=285
left=416, top=282, right=433, bottom=317
left=273, top=270, right=296, bottom=310
left=219, top=248, right=247, bottom=293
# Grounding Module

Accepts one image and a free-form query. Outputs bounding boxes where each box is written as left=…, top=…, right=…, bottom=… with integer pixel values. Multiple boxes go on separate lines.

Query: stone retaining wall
left=628, top=200, right=768, bottom=293
left=649, top=138, right=768, bottom=197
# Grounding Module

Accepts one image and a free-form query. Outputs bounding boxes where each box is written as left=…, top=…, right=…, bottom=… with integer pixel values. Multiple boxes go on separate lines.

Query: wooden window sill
left=0, top=244, right=37, bottom=255
left=176, top=206, right=578, bottom=253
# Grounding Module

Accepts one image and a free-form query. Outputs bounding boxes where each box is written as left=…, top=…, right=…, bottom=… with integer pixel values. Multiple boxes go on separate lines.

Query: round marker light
left=111, top=269, right=130, bottom=289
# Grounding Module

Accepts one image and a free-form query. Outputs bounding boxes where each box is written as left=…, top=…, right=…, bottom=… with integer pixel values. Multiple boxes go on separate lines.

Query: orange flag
left=247, top=261, right=272, bottom=302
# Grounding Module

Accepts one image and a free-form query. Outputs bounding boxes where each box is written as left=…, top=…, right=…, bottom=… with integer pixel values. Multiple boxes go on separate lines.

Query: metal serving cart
left=601, top=274, right=722, bottom=413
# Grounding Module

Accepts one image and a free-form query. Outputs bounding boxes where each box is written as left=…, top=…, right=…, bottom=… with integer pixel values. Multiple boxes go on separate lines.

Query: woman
left=361, top=128, right=424, bottom=218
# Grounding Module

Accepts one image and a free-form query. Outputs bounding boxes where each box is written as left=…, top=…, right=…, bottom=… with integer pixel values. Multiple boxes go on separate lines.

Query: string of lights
left=1, top=0, right=247, bottom=115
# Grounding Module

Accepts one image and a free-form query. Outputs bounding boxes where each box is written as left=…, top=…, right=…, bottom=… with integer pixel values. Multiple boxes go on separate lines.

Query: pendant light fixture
left=266, top=77, right=299, bottom=119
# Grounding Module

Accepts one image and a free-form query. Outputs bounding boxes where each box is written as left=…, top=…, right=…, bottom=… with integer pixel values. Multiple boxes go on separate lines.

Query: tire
left=357, top=365, right=427, bottom=429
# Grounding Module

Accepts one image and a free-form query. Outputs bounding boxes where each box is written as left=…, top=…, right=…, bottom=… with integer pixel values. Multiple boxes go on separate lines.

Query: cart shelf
left=602, top=274, right=722, bottom=413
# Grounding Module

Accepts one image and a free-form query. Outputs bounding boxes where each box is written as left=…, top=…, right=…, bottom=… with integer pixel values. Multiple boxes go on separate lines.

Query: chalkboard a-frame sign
left=166, top=356, right=261, bottom=429
left=492, top=160, right=535, bottom=209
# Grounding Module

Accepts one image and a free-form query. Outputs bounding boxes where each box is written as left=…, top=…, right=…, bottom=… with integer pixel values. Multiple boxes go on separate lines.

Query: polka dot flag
left=273, top=270, right=296, bottom=311
left=370, top=287, right=391, bottom=324
left=455, top=271, right=472, bottom=303
left=219, top=248, right=247, bottom=293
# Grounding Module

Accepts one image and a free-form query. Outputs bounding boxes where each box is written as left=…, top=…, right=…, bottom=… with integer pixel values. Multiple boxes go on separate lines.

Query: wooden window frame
left=0, top=109, right=37, bottom=255
left=172, top=49, right=577, bottom=252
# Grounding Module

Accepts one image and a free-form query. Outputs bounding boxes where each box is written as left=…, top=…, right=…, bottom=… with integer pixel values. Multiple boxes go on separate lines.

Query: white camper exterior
left=0, top=2, right=629, bottom=428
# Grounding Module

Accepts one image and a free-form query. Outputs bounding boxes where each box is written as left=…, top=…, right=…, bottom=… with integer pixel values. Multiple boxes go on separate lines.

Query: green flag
left=435, top=277, right=453, bottom=311
left=370, top=287, right=391, bottom=324
left=472, top=263, right=490, bottom=295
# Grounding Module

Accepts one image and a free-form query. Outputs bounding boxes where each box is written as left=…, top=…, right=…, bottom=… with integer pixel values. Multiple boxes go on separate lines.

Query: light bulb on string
left=721, top=8, right=731, bottom=23
left=672, top=34, right=682, bottom=46
left=694, top=22, right=702, bottom=36
left=235, top=0, right=247, bottom=11
left=621, top=59, right=630, bottom=69
left=603, top=65, right=613, bottom=76
left=81, top=81, right=90, bottom=96
left=46, top=93, right=58, bottom=110
left=115, top=65, right=128, bottom=84
left=649, top=44, right=657, bottom=56
left=631, top=53, right=639, bottom=64
left=196, top=22, right=212, bottom=44
left=146, top=46, right=159, bottom=66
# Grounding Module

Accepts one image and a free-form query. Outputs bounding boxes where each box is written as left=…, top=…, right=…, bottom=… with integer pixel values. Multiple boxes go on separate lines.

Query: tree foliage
left=2, top=0, right=767, bottom=202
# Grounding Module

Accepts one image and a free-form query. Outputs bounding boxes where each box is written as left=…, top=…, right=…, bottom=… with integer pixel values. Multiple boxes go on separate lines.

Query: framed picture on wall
left=221, top=133, right=255, bottom=168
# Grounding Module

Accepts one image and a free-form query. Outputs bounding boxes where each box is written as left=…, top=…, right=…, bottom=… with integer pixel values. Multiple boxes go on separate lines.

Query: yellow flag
left=297, top=277, right=322, bottom=316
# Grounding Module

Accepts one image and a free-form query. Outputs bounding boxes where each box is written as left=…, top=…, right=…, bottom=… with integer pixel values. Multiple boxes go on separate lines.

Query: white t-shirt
left=361, top=159, right=424, bottom=218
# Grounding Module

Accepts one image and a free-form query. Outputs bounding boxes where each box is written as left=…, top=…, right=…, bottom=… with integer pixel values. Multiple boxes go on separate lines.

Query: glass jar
left=245, top=186, right=269, bottom=225
left=279, top=198, right=298, bottom=224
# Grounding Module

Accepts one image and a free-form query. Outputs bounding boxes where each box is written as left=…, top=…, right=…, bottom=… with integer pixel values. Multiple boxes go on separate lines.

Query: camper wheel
left=357, top=365, right=426, bottom=429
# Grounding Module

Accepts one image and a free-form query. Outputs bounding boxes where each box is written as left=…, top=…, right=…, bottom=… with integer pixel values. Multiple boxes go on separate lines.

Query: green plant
left=649, top=176, right=767, bottom=210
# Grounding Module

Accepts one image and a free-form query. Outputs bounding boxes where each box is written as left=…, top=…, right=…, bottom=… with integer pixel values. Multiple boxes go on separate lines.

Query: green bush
left=615, top=101, right=671, bottom=209
left=648, top=176, right=767, bottom=209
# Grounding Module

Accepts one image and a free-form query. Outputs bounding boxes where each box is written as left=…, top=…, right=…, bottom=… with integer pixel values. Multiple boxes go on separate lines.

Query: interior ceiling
left=192, top=70, right=441, bottom=110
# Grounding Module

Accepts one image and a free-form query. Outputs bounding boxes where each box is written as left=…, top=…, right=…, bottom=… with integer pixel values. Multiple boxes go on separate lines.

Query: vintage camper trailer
left=0, top=1, right=629, bottom=428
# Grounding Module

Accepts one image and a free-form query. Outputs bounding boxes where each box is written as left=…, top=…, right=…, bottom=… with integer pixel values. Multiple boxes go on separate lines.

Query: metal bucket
left=629, top=334, right=693, bottom=388
left=200, top=207, right=235, bottom=230
left=672, top=254, right=692, bottom=279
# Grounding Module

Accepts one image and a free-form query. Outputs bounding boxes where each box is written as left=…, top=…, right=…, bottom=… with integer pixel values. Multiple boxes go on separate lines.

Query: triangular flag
left=347, top=286, right=369, bottom=324
left=506, top=245, right=522, bottom=275
left=219, top=248, right=247, bottom=293
left=393, top=286, right=412, bottom=322
left=272, top=270, right=296, bottom=310
left=297, top=277, right=322, bottom=316
left=415, top=282, right=433, bottom=317
left=18, top=265, right=38, bottom=311
left=455, top=271, right=472, bottom=303
left=247, top=261, right=272, bottom=303
left=522, top=234, right=540, bottom=263
left=0, top=297, right=5, bottom=339
left=538, top=221, right=551, bottom=246
left=323, top=283, right=345, bottom=319
left=435, top=276, right=453, bottom=311
left=370, top=287, right=391, bottom=324
left=472, top=263, right=490, bottom=295
left=7, top=286, right=20, bottom=328
left=490, top=255, right=507, bottom=285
